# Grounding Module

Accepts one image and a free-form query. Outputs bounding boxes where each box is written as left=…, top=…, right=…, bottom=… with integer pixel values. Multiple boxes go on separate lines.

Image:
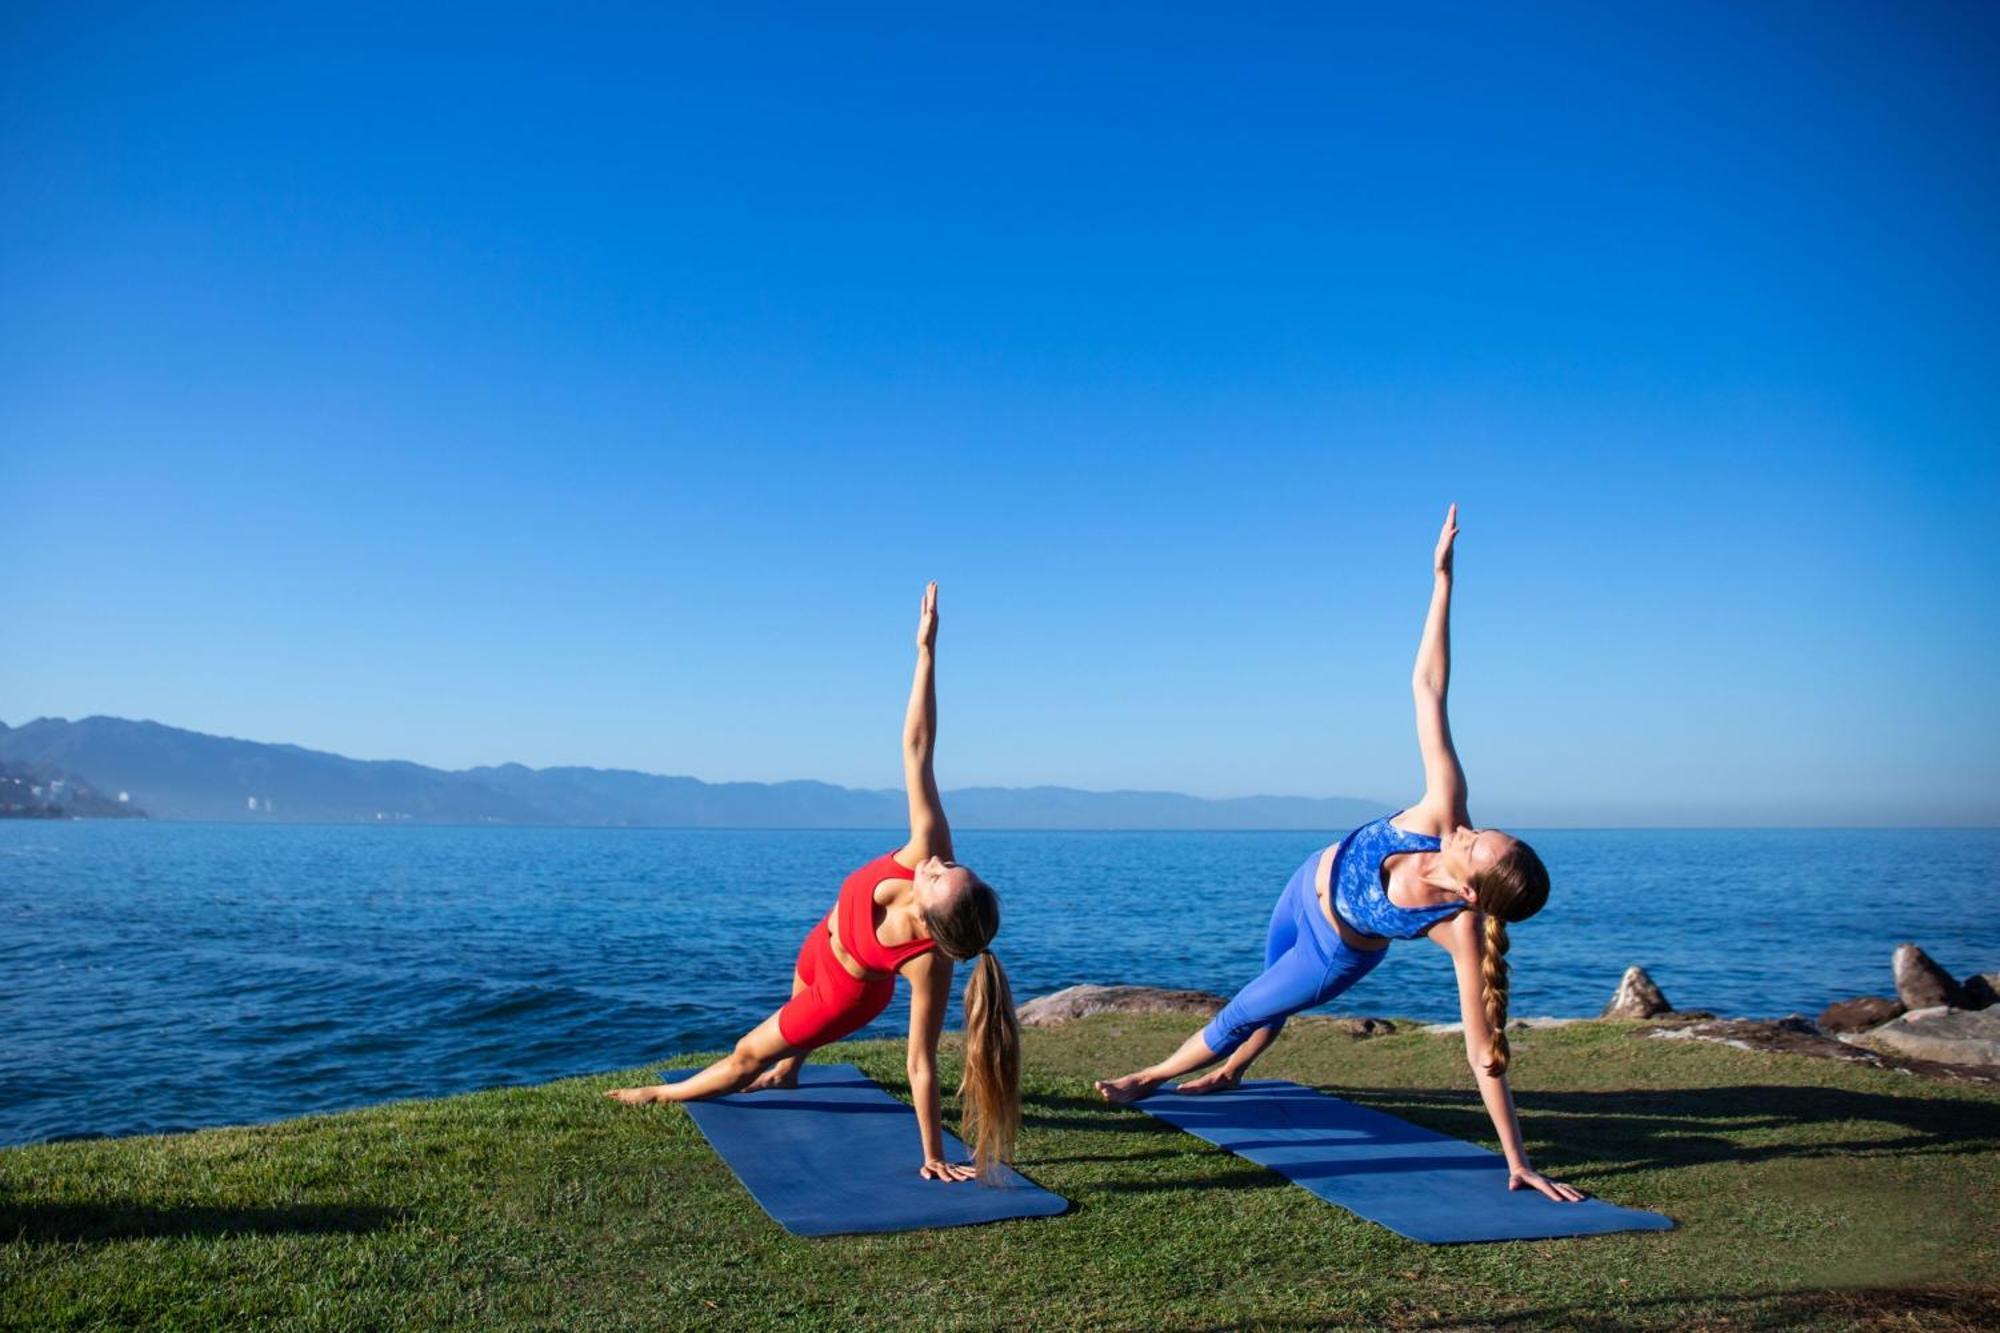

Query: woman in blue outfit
left=1094, top=505, right=1584, bottom=1204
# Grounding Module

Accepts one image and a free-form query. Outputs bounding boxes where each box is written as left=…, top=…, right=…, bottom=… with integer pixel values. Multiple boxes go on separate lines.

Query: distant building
left=247, top=796, right=258, bottom=811
left=118, top=792, right=129, bottom=803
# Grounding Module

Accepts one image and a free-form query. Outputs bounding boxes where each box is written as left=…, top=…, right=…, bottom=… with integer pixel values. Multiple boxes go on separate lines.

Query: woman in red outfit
left=607, top=583, right=1021, bottom=1183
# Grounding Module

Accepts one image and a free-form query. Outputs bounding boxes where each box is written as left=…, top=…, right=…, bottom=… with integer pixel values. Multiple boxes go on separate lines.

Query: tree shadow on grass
left=1333, top=1083, right=2000, bottom=1179
left=1456, top=1282, right=2000, bottom=1332
left=1, top=1201, right=402, bottom=1245
left=1232, top=1283, right=2000, bottom=1332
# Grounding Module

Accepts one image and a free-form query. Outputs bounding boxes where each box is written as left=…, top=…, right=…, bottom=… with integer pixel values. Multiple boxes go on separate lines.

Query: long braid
left=1480, top=912, right=1512, bottom=1077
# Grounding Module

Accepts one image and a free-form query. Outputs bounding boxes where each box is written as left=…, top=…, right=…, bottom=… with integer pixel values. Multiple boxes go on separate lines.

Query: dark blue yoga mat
left=1137, top=1080, right=1674, bottom=1244
left=661, top=1063, right=1069, bottom=1237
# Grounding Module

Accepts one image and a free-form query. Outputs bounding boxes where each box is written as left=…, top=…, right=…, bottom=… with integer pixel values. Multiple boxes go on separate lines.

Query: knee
left=1200, top=1018, right=1243, bottom=1061
left=726, top=1040, right=765, bottom=1072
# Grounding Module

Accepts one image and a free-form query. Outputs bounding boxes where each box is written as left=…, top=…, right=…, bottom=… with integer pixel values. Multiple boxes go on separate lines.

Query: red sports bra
left=831, top=850, right=936, bottom=974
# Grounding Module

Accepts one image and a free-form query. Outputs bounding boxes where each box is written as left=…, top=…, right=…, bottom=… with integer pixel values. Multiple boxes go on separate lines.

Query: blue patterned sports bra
left=1330, top=812, right=1466, bottom=940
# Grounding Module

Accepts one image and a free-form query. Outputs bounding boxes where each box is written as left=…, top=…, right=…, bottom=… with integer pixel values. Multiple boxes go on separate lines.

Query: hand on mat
left=1434, top=503, right=1459, bottom=576
left=919, top=1158, right=979, bottom=1183
left=916, top=581, right=938, bottom=650
left=1509, top=1166, right=1586, bottom=1203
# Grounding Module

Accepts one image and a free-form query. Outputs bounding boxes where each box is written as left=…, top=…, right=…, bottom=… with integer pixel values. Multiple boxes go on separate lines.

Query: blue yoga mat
left=661, top=1063, right=1069, bottom=1237
left=1136, top=1079, right=1674, bottom=1244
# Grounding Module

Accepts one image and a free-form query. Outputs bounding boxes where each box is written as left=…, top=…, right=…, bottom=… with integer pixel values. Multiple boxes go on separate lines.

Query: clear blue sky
left=4, top=4, right=1995, bottom=825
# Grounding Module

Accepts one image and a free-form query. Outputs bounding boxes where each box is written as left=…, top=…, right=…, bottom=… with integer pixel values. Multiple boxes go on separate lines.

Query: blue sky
left=4, top=4, right=1995, bottom=825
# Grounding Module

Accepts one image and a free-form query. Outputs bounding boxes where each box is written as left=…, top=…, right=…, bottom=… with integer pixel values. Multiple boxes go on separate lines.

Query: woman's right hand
left=916, top=581, right=939, bottom=651
left=1509, top=1166, right=1586, bottom=1202
left=919, top=1158, right=978, bottom=1183
left=1433, top=503, right=1459, bottom=576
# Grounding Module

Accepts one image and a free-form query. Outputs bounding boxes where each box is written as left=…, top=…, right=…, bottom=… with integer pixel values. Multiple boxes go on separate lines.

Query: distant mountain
left=0, top=756, right=146, bottom=819
left=0, top=717, right=1389, bottom=831
left=460, top=763, right=902, bottom=827
left=0, top=718, right=537, bottom=824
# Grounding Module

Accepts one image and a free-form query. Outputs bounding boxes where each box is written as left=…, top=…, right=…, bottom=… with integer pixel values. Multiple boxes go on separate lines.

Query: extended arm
left=1412, top=505, right=1469, bottom=827
left=905, top=952, right=975, bottom=1181
left=900, top=582, right=953, bottom=865
left=1435, top=913, right=1584, bottom=1203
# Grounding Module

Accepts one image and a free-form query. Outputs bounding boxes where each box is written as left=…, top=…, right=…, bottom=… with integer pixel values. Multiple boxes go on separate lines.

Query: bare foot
left=1094, top=1073, right=1162, bottom=1105
left=1175, top=1069, right=1243, bottom=1096
left=605, top=1084, right=674, bottom=1105
left=744, top=1066, right=799, bottom=1093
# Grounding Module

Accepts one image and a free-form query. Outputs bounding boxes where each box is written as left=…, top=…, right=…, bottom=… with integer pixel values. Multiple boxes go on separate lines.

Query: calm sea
left=2, top=821, right=1993, bottom=1147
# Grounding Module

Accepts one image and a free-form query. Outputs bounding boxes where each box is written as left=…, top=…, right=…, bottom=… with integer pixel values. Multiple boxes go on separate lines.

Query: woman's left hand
left=919, top=1158, right=978, bottom=1183
left=1509, top=1166, right=1586, bottom=1202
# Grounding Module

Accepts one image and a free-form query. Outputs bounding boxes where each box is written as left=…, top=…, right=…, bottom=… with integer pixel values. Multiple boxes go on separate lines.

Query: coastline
left=5, top=1013, right=1997, bottom=1329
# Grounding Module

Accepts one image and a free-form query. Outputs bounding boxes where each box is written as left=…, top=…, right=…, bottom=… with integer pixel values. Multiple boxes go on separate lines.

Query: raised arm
left=1411, top=504, right=1468, bottom=828
left=899, top=582, right=953, bottom=865
left=1434, top=912, right=1584, bottom=1203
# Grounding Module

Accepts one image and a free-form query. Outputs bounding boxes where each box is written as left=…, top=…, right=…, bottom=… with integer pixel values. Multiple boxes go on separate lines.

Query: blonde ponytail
left=1480, top=912, right=1511, bottom=1077
left=959, top=950, right=1021, bottom=1180
left=921, top=870, right=1021, bottom=1182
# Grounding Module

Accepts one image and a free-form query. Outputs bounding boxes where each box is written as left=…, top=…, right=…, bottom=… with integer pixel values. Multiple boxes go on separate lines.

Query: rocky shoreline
left=1017, top=942, right=2000, bottom=1085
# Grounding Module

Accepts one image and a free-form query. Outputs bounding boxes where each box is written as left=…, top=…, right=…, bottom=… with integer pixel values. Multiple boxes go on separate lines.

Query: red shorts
left=774, top=919, right=896, bottom=1051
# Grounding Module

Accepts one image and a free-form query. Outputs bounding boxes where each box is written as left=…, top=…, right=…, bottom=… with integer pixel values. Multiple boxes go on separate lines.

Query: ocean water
left=1, top=821, right=1994, bottom=1147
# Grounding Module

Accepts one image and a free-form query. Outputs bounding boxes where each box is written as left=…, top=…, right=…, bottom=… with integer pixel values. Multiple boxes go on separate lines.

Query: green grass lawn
left=4, top=1017, right=1998, bottom=1330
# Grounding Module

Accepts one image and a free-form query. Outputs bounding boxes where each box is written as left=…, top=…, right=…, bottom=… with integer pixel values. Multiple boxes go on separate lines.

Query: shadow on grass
left=1230, top=1283, right=2000, bottom=1332
left=2, top=1201, right=402, bottom=1245
left=1451, top=1281, right=2000, bottom=1332
left=1337, top=1083, right=2000, bottom=1178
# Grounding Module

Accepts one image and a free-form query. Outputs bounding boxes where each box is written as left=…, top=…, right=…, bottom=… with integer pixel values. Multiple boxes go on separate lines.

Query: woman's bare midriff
left=1314, top=841, right=1391, bottom=953
left=823, top=918, right=871, bottom=981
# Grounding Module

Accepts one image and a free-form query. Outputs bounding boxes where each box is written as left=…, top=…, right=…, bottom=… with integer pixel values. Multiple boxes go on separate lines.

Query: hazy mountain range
left=0, top=717, right=1388, bottom=830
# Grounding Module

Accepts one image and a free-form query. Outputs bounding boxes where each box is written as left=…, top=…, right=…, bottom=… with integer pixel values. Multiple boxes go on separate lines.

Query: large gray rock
left=1603, top=966, right=1673, bottom=1019
left=1963, top=973, right=2000, bottom=1011
left=1635, top=1016, right=1999, bottom=1084
left=1819, top=995, right=1904, bottom=1033
left=1017, top=984, right=1225, bottom=1029
left=1864, top=1006, right=2000, bottom=1068
left=1893, top=944, right=1966, bottom=1010
left=1288, top=1016, right=1400, bottom=1040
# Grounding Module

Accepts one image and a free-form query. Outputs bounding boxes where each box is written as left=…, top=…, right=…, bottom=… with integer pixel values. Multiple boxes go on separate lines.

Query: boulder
left=1323, top=1017, right=1396, bottom=1038
left=1893, top=944, right=1966, bottom=1011
left=1296, top=1016, right=1392, bottom=1040
left=1963, top=973, right=2000, bottom=1011
left=1640, top=1017, right=1868, bottom=1063
left=1016, top=984, right=1225, bottom=1029
left=1863, top=1006, right=2000, bottom=1068
left=1635, top=1016, right=1999, bottom=1085
left=1603, top=966, right=1673, bottom=1019
left=1428, top=1016, right=1586, bottom=1035
left=1819, top=995, right=1904, bottom=1034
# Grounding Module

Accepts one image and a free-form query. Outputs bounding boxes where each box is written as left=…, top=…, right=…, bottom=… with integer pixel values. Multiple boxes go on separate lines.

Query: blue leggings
left=1200, top=849, right=1388, bottom=1059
